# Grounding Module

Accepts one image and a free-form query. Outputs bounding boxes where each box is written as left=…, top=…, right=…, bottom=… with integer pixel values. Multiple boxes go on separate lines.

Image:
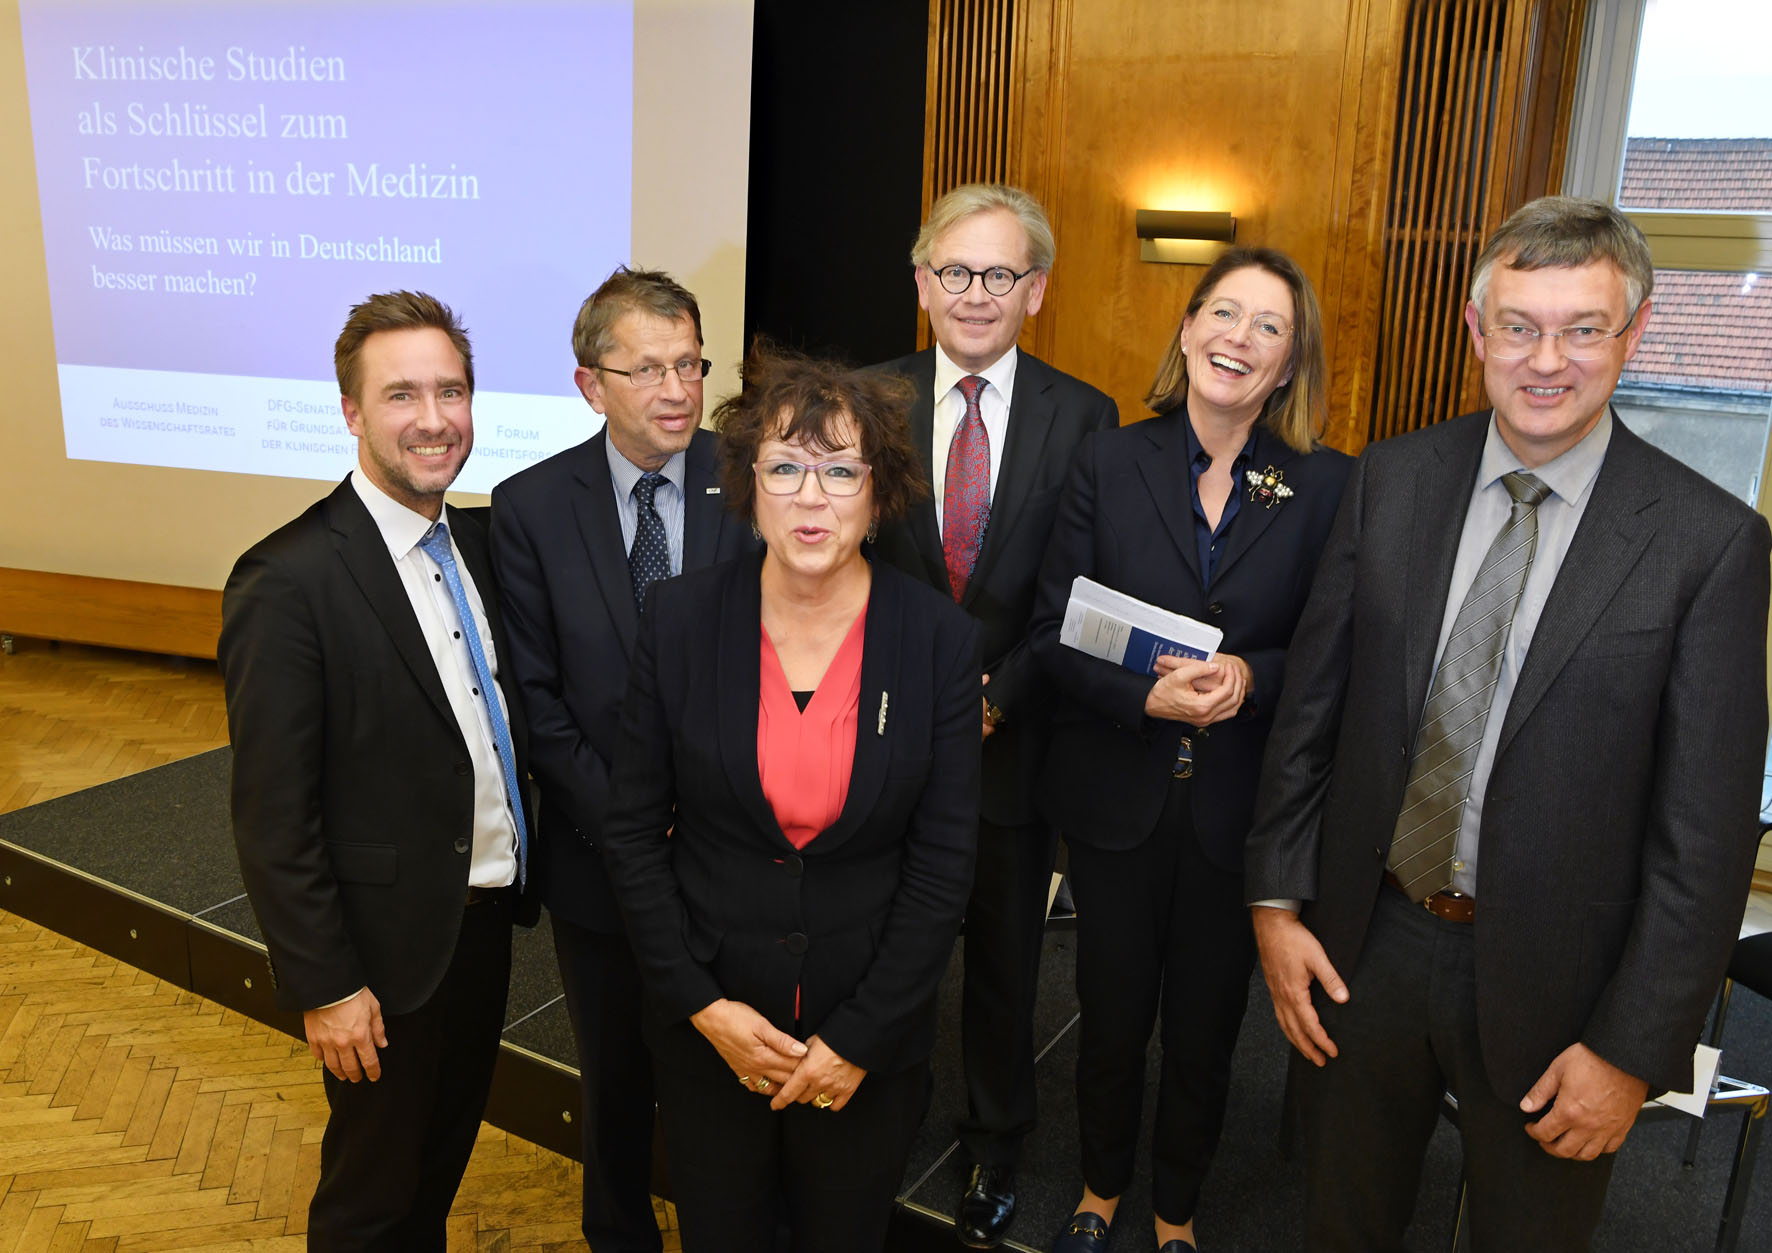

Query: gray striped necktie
left=1389, top=470, right=1551, bottom=901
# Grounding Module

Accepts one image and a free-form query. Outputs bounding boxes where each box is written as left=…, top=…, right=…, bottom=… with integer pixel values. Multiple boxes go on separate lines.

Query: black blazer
left=489, top=428, right=755, bottom=932
left=219, top=478, right=540, bottom=1018
left=1246, top=411, right=1771, bottom=1096
left=599, top=554, right=982, bottom=1075
left=872, top=349, right=1119, bottom=827
left=1029, top=409, right=1352, bottom=869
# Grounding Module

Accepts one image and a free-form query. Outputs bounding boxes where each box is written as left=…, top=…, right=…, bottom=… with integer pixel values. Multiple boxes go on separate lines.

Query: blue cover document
left=1058, top=576, right=1224, bottom=678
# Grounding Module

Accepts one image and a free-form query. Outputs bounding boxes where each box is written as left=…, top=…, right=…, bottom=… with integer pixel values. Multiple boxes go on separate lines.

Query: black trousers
left=957, top=815, right=1060, bottom=1167
left=306, top=892, right=512, bottom=1252
left=1066, top=778, right=1255, bottom=1224
left=1301, top=885, right=1617, bottom=1251
left=648, top=1015, right=930, bottom=1253
left=553, top=914, right=663, bottom=1253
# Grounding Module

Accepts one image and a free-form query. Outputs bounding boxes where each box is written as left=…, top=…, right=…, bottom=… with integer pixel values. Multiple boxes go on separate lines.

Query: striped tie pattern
left=1388, top=471, right=1550, bottom=901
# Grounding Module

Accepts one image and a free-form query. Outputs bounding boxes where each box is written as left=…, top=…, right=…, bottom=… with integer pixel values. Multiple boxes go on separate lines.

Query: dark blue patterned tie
left=629, top=471, right=670, bottom=612
left=417, top=522, right=528, bottom=889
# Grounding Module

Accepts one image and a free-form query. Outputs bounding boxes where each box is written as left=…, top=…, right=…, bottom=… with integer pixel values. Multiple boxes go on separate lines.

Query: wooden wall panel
left=0, top=567, right=221, bottom=659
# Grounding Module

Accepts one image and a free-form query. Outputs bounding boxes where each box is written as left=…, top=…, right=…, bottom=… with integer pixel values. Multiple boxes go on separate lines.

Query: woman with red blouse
left=600, top=346, right=982, bottom=1252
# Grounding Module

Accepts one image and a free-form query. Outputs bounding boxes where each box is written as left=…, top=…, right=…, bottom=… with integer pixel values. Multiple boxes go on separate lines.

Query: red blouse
left=757, top=606, right=867, bottom=849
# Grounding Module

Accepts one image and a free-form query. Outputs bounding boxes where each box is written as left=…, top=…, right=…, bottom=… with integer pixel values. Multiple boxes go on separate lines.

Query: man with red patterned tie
left=872, top=183, right=1119, bottom=1250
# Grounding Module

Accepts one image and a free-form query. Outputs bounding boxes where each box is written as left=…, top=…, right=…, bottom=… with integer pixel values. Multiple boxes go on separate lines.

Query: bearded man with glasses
left=870, top=182, right=1119, bottom=1249
left=490, top=266, right=755, bottom=1252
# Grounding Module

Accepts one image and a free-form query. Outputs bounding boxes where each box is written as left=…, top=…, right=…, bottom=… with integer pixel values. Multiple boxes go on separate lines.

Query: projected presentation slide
left=18, top=0, right=632, bottom=493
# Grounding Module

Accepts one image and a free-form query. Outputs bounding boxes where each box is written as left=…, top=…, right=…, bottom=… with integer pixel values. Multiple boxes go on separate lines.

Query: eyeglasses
left=595, top=358, right=711, bottom=388
left=1198, top=299, right=1293, bottom=347
left=1478, top=304, right=1642, bottom=361
left=929, top=264, right=1035, bottom=297
left=754, top=459, right=873, bottom=497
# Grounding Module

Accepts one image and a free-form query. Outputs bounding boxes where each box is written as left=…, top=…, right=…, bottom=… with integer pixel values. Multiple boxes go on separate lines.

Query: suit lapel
left=965, top=354, right=1057, bottom=608
left=571, top=432, right=641, bottom=656
left=806, top=564, right=896, bottom=853
left=1136, top=411, right=1205, bottom=587
left=1209, top=427, right=1297, bottom=586
left=903, top=352, right=951, bottom=592
left=1404, top=418, right=1488, bottom=731
left=326, top=481, right=456, bottom=728
left=715, top=553, right=791, bottom=846
left=1497, top=421, right=1658, bottom=755
left=682, top=429, right=729, bottom=571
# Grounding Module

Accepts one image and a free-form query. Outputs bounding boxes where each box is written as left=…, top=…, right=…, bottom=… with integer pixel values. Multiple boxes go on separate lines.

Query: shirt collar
left=1477, top=407, right=1612, bottom=506
left=604, top=436, right=687, bottom=501
left=1183, top=407, right=1261, bottom=470
left=350, top=468, right=446, bottom=561
left=934, top=342, right=1018, bottom=403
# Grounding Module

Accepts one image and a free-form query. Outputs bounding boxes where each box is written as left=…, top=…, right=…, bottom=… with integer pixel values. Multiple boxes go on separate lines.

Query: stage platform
left=1, top=749, right=1766, bottom=1251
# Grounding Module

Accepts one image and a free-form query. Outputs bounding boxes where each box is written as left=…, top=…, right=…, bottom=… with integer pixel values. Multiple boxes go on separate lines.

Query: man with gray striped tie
left=1244, top=197, right=1771, bottom=1251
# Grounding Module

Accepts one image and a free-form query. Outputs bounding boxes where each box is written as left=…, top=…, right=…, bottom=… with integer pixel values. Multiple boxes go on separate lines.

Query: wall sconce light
left=1136, top=210, right=1237, bottom=264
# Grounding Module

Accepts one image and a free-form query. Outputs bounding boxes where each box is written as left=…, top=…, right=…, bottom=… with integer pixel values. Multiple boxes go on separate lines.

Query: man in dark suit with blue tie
left=221, top=291, right=540, bottom=1250
left=872, top=184, right=1118, bottom=1248
left=491, top=267, right=754, bottom=1252
left=1246, top=198, right=1771, bottom=1249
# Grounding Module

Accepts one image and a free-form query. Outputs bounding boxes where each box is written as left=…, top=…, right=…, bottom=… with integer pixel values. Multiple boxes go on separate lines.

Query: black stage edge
left=2, top=749, right=1769, bottom=1252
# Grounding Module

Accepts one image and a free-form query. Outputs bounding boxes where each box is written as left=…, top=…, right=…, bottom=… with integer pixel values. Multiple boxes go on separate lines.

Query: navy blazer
left=599, top=554, right=982, bottom=1075
left=490, top=428, right=755, bottom=932
left=1030, top=409, right=1353, bottom=870
left=220, top=478, right=540, bottom=1017
left=1247, top=411, right=1771, bottom=1096
left=872, top=348, right=1119, bottom=827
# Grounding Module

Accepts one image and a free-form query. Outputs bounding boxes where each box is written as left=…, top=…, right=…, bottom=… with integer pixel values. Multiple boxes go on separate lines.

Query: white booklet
left=1059, top=576, right=1223, bottom=678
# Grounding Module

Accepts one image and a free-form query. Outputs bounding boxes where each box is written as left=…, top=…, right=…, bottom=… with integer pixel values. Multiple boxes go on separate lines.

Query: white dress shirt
left=350, top=470, right=519, bottom=890
left=931, top=344, right=1017, bottom=536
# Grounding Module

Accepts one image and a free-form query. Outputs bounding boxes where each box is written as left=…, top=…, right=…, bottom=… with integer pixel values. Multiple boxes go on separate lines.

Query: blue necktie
left=418, top=521, right=528, bottom=888
left=629, top=471, right=670, bottom=611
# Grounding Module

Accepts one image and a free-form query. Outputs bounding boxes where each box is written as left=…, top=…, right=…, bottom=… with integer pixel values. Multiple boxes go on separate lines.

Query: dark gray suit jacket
left=220, top=480, right=540, bottom=1016
left=1246, top=410, right=1771, bottom=1097
left=872, top=348, right=1118, bottom=827
left=490, top=428, right=755, bottom=932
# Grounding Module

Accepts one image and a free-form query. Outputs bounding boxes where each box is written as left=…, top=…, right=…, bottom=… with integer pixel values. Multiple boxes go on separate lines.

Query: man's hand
left=1252, top=906, right=1346, bottom=1066
left=980, top=674, right=996, bottom=742
left=1145, top=653, right=1249, bottom=725
left=1521, top=1043, right=1649, bottom=1159
left=304, top=987, right=388, bottom=1082
left=770, top=1033, right=867, bottom=1112
left=690, top=998, right=808, bottom=1091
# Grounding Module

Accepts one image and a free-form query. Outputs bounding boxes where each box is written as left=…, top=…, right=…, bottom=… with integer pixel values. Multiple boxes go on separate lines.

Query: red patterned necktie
left=943, top=374, right=991, bottom=601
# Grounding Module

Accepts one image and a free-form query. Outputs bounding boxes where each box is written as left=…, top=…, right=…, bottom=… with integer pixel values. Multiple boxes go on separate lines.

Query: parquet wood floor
left=0, top=638, right=679, bottom=1251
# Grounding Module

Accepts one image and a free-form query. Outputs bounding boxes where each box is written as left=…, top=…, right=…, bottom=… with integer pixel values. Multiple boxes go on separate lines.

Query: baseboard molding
left=0, top=567, right=221, bottom=659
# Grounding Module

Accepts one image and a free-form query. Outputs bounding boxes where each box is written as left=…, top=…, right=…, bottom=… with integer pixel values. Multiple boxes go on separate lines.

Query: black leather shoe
left=1051, top=1211, right=1111, bottom=1252
left=955, top=1164, right=1016, bottom=1248
left=1158, top=1240, right=1197, bottom=1253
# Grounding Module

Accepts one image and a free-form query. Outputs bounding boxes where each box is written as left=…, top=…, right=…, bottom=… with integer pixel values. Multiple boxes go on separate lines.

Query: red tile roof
left=1621, top=137, right=1772, bottom=211
left=1615, top=139, right=1771, bottom=391
left=1625, top=270, right=1772, bottom=394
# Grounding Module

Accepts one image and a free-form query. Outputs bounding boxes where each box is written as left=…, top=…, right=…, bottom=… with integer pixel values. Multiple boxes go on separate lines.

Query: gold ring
left=737, top=1074, right=751, bottom=1088
left=813, top=1091, right=834, bottom=1109
left=754, top=1077, right=771, bottom=1092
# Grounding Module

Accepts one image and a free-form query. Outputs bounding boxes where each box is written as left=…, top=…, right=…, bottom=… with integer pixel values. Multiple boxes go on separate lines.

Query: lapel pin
left=705, top=487, right=721, bottom=494
left=877, top=691, right=889, bottom=736
left=1244, top=466, right=1294, bottom=509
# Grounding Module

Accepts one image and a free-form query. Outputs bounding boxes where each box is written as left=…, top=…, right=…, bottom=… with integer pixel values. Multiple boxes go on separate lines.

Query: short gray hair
left=570, top=266, right=702, bottom=368
left=1470, top=196, right=1654, bottom=314
left=909, top=183, right=1056, bottom=273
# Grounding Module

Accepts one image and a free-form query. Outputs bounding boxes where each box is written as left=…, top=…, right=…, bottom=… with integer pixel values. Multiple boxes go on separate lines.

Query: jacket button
left=1195, top=728, right=1210, bottom=742
left=454, top=761, right=471, bottom=776
left=454, top=838, right=471, bottom=854
left=783, top=855, right=804, bottom=878
left=1207, top=601, right=1225, bottom=616
left=1373, top=846, right=1385, bottom=860
left=783, top=932, right=809, bottom=955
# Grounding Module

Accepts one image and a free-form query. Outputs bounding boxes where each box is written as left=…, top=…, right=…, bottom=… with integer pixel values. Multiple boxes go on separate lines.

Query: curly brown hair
left=713, top=343, right=928, bottom=524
